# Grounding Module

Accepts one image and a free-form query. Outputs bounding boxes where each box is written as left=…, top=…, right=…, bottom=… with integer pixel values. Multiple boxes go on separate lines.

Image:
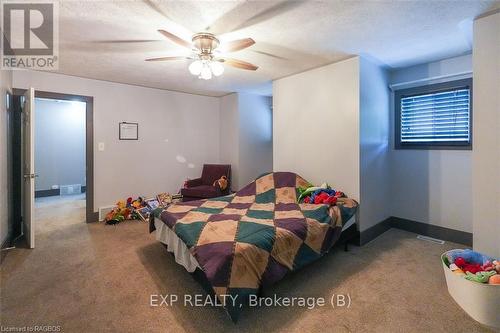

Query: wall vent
left=417, top=235, right=445, bottom=245
left=99, top=206, right=115, bottom=221
left=60, top=184, right=82, bottom=196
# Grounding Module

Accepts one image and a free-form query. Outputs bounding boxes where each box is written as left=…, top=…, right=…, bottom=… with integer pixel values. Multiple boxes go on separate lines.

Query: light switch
left=98, top=142, right=105, bottom=151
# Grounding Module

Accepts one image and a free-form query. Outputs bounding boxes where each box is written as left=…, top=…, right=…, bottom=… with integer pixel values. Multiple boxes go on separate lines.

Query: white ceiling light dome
left=189, top=59, right=224, bottom=80
left=188, top=60, right=203, bottom=76
left=199, top=62, right=213, bottom=80
left=209, top=61, right=224, bottom=77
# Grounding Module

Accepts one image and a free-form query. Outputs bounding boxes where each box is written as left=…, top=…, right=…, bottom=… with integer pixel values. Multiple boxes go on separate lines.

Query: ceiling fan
left=145, top=29, right=259, bottom=80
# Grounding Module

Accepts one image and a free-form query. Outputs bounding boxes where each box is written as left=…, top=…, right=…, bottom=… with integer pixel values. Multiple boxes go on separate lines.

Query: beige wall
left=219, top=92, right=273, bottom=191
left=219, top=93, right=240, bottom=190
left=1, top=70, right=13, bottom=245
left=12, top=71, right=221, bottom=213
left=359, top=58, right=391, bottom=231
left=389, top=55, right=473, bottom=233
left=273, top=57, right=361, bottom=201
left=273, top=56, right=394, bottom=232
left=238, top=93, right=273, bottom=187
left=472, top=11, right=500, bottom=257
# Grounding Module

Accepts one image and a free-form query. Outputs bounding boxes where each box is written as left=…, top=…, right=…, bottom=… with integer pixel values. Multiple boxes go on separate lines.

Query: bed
left=150, top=172, right=358, bottom=321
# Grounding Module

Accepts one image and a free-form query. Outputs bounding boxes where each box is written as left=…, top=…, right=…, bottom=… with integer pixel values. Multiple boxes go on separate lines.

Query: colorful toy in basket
left=445, top=249, right=500, bottom=284
left=489, top=273, right=500, bottom=285
left=465, top=271, right=496, bottom=283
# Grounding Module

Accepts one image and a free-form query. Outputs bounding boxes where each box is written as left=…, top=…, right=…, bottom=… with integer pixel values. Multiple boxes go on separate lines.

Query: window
left=395, top=78, right=472, bottom=149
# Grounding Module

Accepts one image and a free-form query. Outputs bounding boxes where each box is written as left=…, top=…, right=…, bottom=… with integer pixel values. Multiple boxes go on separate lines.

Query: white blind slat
left=400, top=87, right=470, bottom=143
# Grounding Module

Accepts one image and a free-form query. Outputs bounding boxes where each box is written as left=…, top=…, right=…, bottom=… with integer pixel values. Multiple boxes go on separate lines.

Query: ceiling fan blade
left=145, top=56, right=189, bottom=62
left=88, top=39, right=161, bottom=44
left=219, top=58, right=258, bottom=71
left=206, top=0, right=303, bottom=34
left=205, top=2, right=248, bottom=35
left=222, top=38, right=255, bottom=53
left=143, top=0, right=175, bottom=22
left=157, top=29, right=192, bottom=49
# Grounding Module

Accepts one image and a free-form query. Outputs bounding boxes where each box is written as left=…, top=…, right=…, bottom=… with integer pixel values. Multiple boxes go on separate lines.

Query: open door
left=22, top=88, right=35, bottom=248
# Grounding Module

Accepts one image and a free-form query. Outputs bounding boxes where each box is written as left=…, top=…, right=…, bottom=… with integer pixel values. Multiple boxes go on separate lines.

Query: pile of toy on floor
left=297, top=182, right=345, bottom=204
left=444, top=249, right=500, bottom=285
left=104, top=193, right=180, bottom=225
left=104, top=197, right=146, bottom=225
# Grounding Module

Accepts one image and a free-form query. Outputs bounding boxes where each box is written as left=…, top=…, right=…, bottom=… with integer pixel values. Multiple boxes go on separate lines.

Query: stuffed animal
left=104, top=197, right=138, bottom=224
left=465, top=270, right=496, bottom=283
left=480, top=261, right=495, bottom=272
left=488, top=274, right=500, bottom=285
left=446, top=249, right=493, bottom=267
left=302, top=189, right=338, bottom=205
left=493, top=260, right=500, bottom=273
left=104, top=208, right=125, bottom=225
left=104, top=209, right=117, bottom=223
left=454, top=257, right=482, bottom=274
left=132, top=197, right=144, bottom=209
left=213, top=175, right=228, bottom=191
left=449, top=263, right=466, bottom=276
left=297, top=183, right=328, bottom=202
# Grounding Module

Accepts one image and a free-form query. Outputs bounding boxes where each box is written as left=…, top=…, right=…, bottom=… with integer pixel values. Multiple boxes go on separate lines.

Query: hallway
left=35, top=194, right=86, bottom=234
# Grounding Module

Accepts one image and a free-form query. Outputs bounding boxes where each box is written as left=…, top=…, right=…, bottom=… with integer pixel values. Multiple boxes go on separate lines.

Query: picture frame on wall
left=119, top=122, right=138, bottom=140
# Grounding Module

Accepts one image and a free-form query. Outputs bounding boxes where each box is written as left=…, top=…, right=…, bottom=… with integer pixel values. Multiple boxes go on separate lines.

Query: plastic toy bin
left=441, top=251, right=500, bottom=329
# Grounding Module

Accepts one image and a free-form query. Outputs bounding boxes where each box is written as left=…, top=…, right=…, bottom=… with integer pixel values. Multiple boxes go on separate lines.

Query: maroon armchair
left=181, top=164, right=231, bottom=202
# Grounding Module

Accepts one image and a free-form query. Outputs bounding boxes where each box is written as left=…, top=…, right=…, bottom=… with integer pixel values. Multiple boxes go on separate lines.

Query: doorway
left=34, top=97, right=87, bottom=234
left=10, top=90, right=95, bottom=248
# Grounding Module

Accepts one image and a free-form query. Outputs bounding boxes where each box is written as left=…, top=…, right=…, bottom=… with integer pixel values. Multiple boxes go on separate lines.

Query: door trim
left=13, top=88, right=98, bottom=223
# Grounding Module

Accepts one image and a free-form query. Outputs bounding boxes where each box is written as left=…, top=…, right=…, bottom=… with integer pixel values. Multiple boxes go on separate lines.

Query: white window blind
left=400, top=88, right=470, bottom=143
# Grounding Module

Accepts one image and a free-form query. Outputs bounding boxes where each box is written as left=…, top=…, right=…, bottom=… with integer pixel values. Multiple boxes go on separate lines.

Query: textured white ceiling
left=54, top=0, right=498, bottom=97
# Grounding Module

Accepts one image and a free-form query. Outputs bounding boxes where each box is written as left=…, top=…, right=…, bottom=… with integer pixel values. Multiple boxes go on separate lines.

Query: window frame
left=394, top=78, right=473, bottom=150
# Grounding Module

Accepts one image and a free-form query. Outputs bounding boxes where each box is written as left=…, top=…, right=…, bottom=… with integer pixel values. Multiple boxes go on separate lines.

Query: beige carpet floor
left=0, top=201, right=495, bottom=333
left=34, top=194, right=86, bottom=234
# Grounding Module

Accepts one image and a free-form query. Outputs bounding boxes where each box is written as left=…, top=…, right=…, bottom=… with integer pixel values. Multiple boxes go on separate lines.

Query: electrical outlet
left=98, top=142, right=105, bottom=151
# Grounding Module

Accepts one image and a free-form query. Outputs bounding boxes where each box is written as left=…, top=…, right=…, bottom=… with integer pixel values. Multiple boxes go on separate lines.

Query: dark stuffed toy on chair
left=181, top=164, right=231, bottom=202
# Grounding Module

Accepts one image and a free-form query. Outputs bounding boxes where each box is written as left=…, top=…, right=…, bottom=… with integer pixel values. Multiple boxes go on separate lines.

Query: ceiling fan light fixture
left=147, top=30, right=258, bottom=77
left=200, top=63, right=212, bottom=80
left=188, top=60, right=203, bottom=76
left=210, top=61, right=224, bottom=77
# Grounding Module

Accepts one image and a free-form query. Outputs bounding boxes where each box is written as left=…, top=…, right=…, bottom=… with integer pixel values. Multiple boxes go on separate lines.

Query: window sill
left=394, top=144, right=472, bottom=151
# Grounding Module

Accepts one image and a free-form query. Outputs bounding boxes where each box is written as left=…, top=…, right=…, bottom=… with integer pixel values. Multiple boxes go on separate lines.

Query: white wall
left=219, top=92, right=273, bottom=190
left=273, top=57, right=360, bottom=200
left=1, top=70, right=13, bottom=245
left=389, top=54, right=473, bottom=233
left=238, top=93, right=273, bottom=187
left=13, top=71, right=220, bottom=212
left=359, top=58, right=391, bottom=231
left=219, top=93, right=240, bottom=190
left=472, top=11, right=500, bottom=257
left=34, top=98, right=86, bottom=191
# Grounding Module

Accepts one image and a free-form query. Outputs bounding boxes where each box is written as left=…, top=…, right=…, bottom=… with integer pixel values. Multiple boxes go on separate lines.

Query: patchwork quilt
left=156, top=172, right=358, bottom=320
